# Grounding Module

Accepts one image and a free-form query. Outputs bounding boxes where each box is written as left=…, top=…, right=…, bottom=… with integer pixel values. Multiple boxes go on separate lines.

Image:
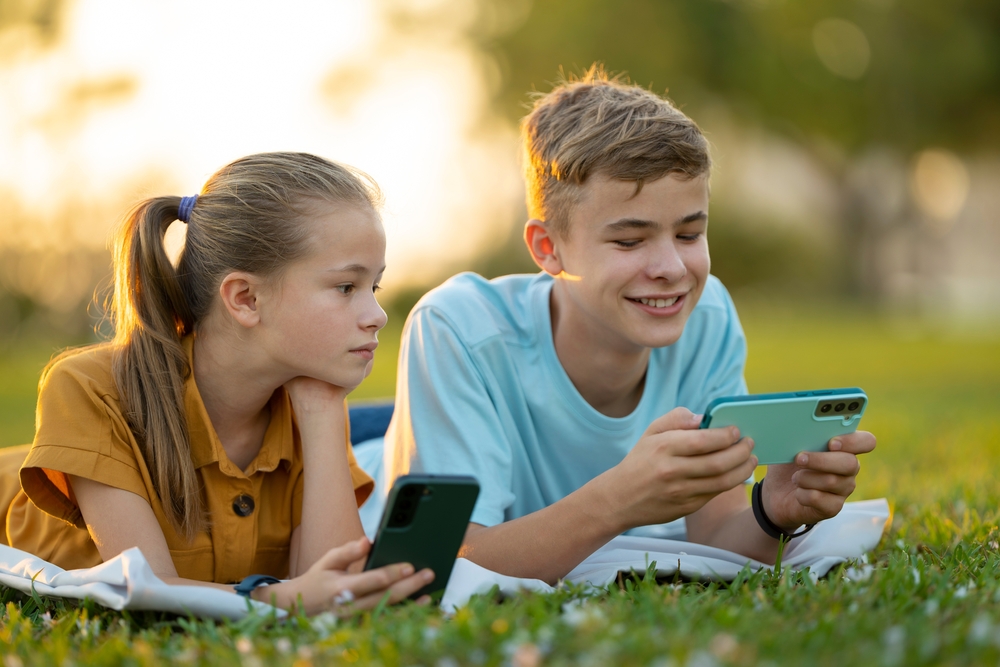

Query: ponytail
left=85, top=152, right=381, bottom=542
left=110, top=196, right=203, bottom=539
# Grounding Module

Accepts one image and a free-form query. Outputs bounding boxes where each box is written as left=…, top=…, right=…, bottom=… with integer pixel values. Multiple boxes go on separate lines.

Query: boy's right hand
left=600, top=407, right=756, bottom=530
left=253, top=537, right=434, bottom=615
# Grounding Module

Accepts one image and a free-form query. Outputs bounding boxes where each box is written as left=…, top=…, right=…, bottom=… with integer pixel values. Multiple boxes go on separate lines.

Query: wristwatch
left=234, top=574, right=282, bottom=598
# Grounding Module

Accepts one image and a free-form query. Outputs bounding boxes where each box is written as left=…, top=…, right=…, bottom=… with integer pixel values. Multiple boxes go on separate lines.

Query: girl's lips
left=627, top=293, right=686, bottom=316
left=350, top=343, right=377, bottom=360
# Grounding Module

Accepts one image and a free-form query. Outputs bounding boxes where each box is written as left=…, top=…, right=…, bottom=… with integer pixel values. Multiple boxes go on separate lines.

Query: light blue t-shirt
left=383, top=272, right=748, bottom=537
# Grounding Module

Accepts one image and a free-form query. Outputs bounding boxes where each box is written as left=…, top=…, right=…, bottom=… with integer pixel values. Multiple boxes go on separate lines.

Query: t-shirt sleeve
left=385, top=306, right=514, bottom=528
left=19, top=359, right=149, bottom=529
left=695, top=281, right=749, bottom=409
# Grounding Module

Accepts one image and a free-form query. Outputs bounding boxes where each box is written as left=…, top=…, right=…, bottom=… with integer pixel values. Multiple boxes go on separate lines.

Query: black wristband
left=234, top=574, right=281, bottom=598
left=752, top=478, right=815, bottom=541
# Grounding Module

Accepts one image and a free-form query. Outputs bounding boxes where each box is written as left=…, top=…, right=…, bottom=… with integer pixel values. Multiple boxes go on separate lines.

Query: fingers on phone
left=349, top=568, right=434, bottom=611
left=795, top=487, right=847, bottom=517
left=797, top=451, right=862, bottom=477
left=792, top=470, right=857, bottom=497
left=669, top=426, right=743, bottom=457
left=829, top=430, right=876, bottom=455
left=684, top=437, right=755, bottom=478
left=647, top=407, right=701, bottom=434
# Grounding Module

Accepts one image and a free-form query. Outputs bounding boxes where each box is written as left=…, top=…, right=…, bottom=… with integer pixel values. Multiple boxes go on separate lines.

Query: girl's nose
left=363, top=294, right=388, bottom=331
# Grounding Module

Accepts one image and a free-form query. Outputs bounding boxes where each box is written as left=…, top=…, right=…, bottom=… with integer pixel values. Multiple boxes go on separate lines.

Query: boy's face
left=549, top=172, right=710, bottom=351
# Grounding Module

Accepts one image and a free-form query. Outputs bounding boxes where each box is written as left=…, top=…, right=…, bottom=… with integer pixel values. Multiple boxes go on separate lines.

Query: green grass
left=1, top=302, right=999, bottom=666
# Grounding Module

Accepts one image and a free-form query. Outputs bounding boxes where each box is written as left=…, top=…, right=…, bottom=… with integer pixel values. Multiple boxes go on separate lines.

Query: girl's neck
left=191, top=324, right=284, bottom=472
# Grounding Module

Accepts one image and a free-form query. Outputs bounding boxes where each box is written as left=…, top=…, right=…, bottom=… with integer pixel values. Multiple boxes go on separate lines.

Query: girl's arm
left=68, top=476, right=433, bottom=613
left=282, top=377, right=366, bottom=577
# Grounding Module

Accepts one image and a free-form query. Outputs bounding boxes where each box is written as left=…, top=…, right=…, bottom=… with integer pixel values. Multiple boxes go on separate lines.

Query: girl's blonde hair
left=109, top=152, right=381, bottom=539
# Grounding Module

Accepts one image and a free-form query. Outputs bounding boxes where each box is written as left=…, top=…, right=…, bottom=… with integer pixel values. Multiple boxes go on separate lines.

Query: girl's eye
left=612, top=239, right=641, bottom=248
left=678, top=233, right=703, bottom=242
left=337, top=284, right=355, bottom=295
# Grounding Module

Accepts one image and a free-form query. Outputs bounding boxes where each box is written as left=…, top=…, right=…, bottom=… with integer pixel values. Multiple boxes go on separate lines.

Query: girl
left=0, top=152, right=432, bottom=613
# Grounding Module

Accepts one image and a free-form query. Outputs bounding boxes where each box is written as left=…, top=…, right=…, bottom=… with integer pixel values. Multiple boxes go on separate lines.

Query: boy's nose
left=646, top=246, right=688, bottom=283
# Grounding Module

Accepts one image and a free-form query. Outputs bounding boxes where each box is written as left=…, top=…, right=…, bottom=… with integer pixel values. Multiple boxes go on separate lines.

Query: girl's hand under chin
left=283, top=376, right=350, bottom=415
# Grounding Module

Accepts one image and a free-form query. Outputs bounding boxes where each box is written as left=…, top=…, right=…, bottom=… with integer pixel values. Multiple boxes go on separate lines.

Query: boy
left=383, top=68, right=875, bottom=584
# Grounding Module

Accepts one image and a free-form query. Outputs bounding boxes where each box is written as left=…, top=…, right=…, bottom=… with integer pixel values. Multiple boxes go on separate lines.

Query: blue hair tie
left=178, top=195, right=199, bottom=223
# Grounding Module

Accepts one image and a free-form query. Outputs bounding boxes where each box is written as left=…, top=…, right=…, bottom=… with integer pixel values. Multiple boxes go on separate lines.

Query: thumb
left=314, top=537, right=370, bottom=572
left=645, top=407, right=702, bottom=435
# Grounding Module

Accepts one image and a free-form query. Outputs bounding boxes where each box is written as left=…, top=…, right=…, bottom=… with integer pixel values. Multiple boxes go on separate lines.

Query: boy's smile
left=543, top=172, right=711, bottom=354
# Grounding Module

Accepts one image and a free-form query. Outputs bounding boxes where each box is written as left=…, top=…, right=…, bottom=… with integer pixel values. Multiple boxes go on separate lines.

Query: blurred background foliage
left=2, top=0, right=999, bottom=347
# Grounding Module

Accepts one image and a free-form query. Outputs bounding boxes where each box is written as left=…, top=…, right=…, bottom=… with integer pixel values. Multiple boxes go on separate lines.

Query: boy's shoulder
left=411, top=272, right=549, bottom=347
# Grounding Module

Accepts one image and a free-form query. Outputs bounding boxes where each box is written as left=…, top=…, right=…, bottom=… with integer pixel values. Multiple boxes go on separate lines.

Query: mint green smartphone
left=364, top=474, right=479, bottom=601
left=700, top=388, right=868, bottom=465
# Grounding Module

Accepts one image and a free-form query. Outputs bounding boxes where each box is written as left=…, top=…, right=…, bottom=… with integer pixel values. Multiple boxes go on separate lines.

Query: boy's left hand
left=761, top=431, right=877, bottom=530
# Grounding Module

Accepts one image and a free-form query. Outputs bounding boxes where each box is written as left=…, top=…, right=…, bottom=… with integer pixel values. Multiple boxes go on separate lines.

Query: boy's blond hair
left=521, top=65, right=711, bottom=233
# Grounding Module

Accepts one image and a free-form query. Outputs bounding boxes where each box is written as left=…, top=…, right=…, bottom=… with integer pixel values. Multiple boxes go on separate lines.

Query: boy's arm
left=685, top=430, right=877, bottom=561
left=459, top=409, right=757, bottom=584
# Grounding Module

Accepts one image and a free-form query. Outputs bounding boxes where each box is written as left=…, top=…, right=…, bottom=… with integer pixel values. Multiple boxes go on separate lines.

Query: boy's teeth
left=638, top=297, right=679, bottom=308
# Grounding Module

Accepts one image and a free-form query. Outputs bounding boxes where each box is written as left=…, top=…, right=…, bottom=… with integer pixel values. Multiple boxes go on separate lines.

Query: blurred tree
left=0, top=0, right=66, bottom=49
left=474, top=0, right=1000, bottom=298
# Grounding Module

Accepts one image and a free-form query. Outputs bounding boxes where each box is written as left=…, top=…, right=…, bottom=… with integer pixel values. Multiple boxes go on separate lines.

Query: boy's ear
left=524, top=219, right=564, bottom=277
left=218, top=272, right=262, bottom=328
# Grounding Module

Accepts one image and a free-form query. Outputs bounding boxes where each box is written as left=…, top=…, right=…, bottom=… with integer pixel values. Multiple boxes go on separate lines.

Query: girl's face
left=259, top=203, right=388, bottom=390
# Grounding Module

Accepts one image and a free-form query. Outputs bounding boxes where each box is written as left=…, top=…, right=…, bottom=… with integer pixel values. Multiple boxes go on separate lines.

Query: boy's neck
left=549, top=284, right=651, bottom=418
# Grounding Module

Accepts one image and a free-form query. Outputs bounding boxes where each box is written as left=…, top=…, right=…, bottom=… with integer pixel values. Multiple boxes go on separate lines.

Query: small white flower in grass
left=847, top=602, right=859, bottom=615
left=967, top=614, right=992, bottom=645
left=310, top=611, right=337, bottom=637
left=41, top=612, right=53, bottom=629
left=924, top=599, right=939, bottom=616
left=843, top=564, right=873, bottom=582
left=275, top=637, right=292, bottom=654
left=685, top=650, right=720, bottom=667
left=423, top=626, right=440, bottom=644
left=954, top=583, right=975, bottom=599
left=561, top=599, right=605, bottom=628
left=882, top=626, right=906, bottom=667
left=911, top=567, right=920, bottom=585
left=235, top=636, right=253, bottom=655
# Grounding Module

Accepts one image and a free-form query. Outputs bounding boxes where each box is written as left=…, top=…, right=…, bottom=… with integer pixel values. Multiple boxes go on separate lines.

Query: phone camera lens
left=400, top=500, right=412, bottom=511
left=820, top=404, right=832, bottom=413
left=834, top=403, right=846, bottom=412
left=848, top=401, right=860, bottom=411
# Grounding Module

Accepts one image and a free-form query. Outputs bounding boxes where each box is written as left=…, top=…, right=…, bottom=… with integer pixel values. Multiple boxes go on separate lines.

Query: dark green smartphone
left=364, top=474, right=479, bottom=601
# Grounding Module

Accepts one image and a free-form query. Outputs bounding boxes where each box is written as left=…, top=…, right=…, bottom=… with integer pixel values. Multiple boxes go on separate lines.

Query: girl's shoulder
left=40, top=343, right=118, bottom=401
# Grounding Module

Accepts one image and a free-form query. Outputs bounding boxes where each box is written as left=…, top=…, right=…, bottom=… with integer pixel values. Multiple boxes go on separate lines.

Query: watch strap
left=752, top=478, right=816, bottom=541
left=234, top=574, right=281, bottom=598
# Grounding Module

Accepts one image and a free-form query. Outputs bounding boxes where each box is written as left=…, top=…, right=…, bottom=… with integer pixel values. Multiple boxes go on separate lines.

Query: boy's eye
left=612, top=239, right=641, bottom=248
left=678, top=233, right=703, bottom=242
left=337, top=284, right=355, bottom=295
left=373, top=283, right=382, bottom=294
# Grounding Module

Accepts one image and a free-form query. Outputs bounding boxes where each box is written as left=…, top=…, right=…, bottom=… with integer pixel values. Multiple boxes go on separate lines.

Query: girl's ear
left=524, top=220, right=564, bottom=277
left=218, top=272, right=262, bottom=328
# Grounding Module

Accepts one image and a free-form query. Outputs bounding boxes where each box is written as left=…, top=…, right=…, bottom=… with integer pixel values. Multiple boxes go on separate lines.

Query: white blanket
left=0, top=499, right=889, bottom=618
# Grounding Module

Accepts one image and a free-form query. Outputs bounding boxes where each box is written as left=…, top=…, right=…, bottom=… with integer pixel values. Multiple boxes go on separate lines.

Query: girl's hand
left=283, top=376, right=349, bottom=415
left=253, top=537, right=434, bottom=615
left=760, top=431, right=877, bottom=530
